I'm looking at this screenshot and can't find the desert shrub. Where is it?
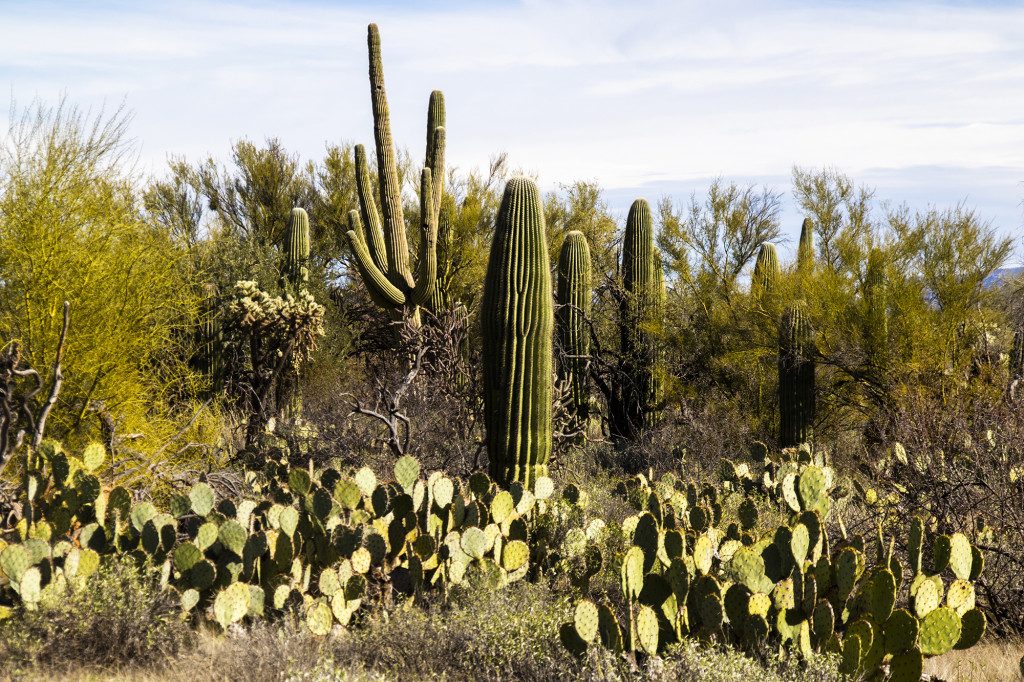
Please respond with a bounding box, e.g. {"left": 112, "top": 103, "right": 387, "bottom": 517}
{"left": 853, "top": 388, "right": 1024, "bottom": 634}
{"left": 0, "top": 554, "right": 192, "bottom": 671}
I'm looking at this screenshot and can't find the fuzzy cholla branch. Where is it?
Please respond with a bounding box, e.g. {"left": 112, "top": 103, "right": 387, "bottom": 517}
{"left": 226, "top": 280, "right": 325, "bottom": 370}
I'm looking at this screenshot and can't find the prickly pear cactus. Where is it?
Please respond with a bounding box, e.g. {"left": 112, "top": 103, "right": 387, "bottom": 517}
{"left": 563, "top": 463, "right": 989, "bottom": 678}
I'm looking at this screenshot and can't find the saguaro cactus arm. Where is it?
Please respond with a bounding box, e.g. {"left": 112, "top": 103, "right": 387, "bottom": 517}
{"left": 367, "top": 24, "right": 412, "bottom": 289}
{"left": 353, "top": 144, "right": 388, "bottom": 274}
{"left": 410, "top": 168, "right": 438, "bottom": 308}
{"left": 347, "top": 211, "right": 406, "bottom": 308}
{"left": 425, "top": 91, "right": 446, "bottom": 226}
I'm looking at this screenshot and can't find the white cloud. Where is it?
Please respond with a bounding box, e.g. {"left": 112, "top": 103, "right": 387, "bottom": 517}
{"left": 1, "top": 0, "right": 1022, "bottom": 253}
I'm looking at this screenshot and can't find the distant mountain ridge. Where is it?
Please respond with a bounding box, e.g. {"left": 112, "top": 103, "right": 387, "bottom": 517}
{"left": 986, "top": 266, "right": 1023, "bottom": 288}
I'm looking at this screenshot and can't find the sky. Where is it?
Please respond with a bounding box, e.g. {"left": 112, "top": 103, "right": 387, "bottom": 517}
{"left": 2, "top": 0, "right": 1023, "bottom": 262}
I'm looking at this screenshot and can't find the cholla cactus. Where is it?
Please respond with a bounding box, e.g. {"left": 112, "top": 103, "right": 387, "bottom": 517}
{"left": 227, "top": 281, "right": 325, "bottom": 370}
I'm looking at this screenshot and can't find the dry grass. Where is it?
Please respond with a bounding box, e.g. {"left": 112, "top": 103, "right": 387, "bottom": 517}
{"left": 921, "top": 637, "right": 1024, "bottom": 682}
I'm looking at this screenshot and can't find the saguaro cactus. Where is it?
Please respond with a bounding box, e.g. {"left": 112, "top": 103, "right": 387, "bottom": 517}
{"left": 797, "top": 218, "right": 814, "bottom": 274}
{"left": 779, "top": 304, "right": 815, "bottom": 447}
{"left": 198, "top": 283, "right": 223, "bottom": 395}
{"left": 481, "top": 177, "right": 553, "bottom": 488}
{"left": 752, "top": 242, "right": 780, "bottom": 297}
{"left": 345, "top": 24, "right": 444, "bottom": 327}
{"left": 556, "top": 231, "right": 592, "bottom": 426}
{"left": 864, "top": 247, "right": 888, "bottom": 374}
{"left": 612, "top": 199, "right": 663, "bottom": 440}
{"left": 284, "top": 207, "right": 310, "bottom": 286}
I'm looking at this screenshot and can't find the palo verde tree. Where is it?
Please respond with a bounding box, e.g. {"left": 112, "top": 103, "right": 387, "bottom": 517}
{"left": 0, "top": 97, "right": 199, "bottom": 442}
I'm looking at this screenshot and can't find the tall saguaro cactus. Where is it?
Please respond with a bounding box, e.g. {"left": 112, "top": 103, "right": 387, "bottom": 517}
{"left": 779, "top": 304, "right": 815, "bottom": 447}
{"left": 864, "top": 247, "right": 888, "bottom": 375}
{"left": 284, "top": 207, "right": 310, "bottom": 286}
{"left": 345, "top": 24, "right": 445, "bottom": 327}
{"left": 482, "top": 177, "right": 553, "bottom": 488}
{"left": 612, "top": 199, "right": 664, "bottom": 441}
{"left": 556, "top": 231, "right": 592, "bottom": 427}
{"left": 752, "top": 242, "right": 780, "bottom": 298}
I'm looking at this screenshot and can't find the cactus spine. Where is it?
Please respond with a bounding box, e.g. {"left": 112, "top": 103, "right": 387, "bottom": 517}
{"left": 284, "top": 208, "right": 310, "bottom": 286}
{"left": 556, "top": 231, "right": 592, "bottom": 427}
{"left": 612, "top": 199, "right": 663, "bottom": 440}
{"left": 779, "top": 304, "right": 815, "bottom": 447}
{"left": 752, "top": 242, "right": 780, "bottom": 297}
{"left": 345, "top": 24, "right": 444, "bottom": 327}
{"left": 481, "top": 177, "right": 553, "bottom": 488}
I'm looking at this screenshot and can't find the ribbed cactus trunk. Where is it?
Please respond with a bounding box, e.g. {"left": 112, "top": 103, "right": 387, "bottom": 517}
{"left": 797, "top": 218, "right": 814, "bottom": 274}
{"left": 556, "top": 231, "right": 592, "bottom": 427}
{"left": 482, "top": 177, "right": 553, "bottom": 488}
{"left": 345, "top": 24, "right": 444, "bottom": 329}
{"left": 612, "top": 198, "right": 662, "bottom": 441}
{"left": 864, "top": 247, "right": 888, "bottom": 375}
{"left": 752, "top": 242, "right": 780, "bottom": 298}
{"left": 281, "top": 207, "right": 311, "bottom": 417}
{"left": 284, "top": 208, "right": 310, "bottom": 287}
{"left": 647, "top": 248, "right": 666, "bottom": 430}
{"left": 199, "top": 283, "right": 223, "bottom": 396}
{"left": 779, "top": 305, "right": 815, "bottom": 447}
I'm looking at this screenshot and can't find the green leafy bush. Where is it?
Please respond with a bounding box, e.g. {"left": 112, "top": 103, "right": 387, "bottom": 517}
{"left": 0, "top": 554, "right": 191, "bottom": 670}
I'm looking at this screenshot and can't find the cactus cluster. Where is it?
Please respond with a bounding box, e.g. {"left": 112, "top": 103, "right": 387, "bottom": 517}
{"left": 481, "top": 177, "right": 553, "bottom": 488}
{"left": 0, "top": 439, "right": 573, "bottom": 632}
{"left": 346, "top": 24, "right": 444, "bottom": 327}
{"left": 563, "top": 444, "right": 988, "bottom": 677}
{"left": 556, "top": 231, "right": 592, "bottom": 428}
